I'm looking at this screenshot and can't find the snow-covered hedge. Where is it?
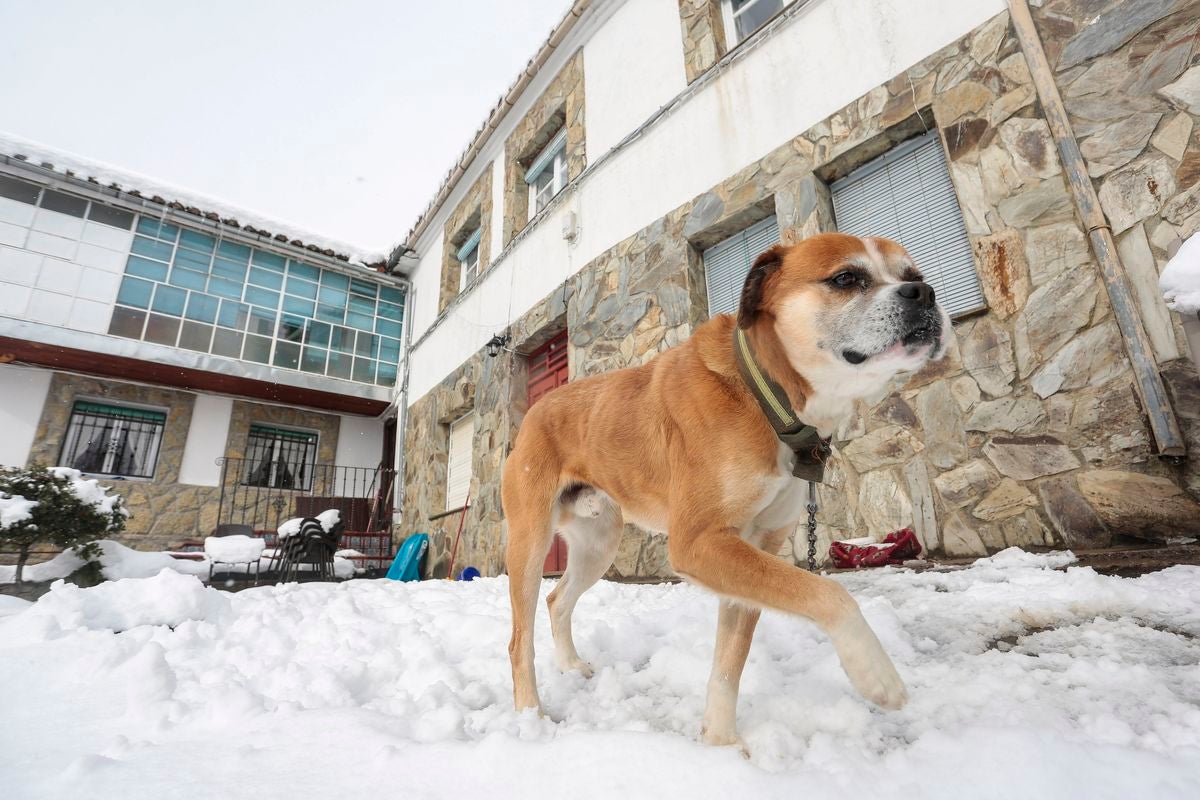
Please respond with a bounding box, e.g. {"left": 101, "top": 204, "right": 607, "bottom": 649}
{"left": 0, "top": 465, "right": 128, "bottom": 584}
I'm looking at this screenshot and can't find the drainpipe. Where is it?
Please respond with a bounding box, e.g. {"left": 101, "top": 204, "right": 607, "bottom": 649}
{"left": 1008, "top": 0, "right": 1187, "bottom": 460}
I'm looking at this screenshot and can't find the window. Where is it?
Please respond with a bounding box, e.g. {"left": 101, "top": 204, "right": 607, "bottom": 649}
{"left": 723, "top": 0, "right": 786, "bottom": 44}
{"left": 525, "top": 128, "right": 567, "bottom": 219}
{"left": 703, "top": 215, "right": 781, "bottom": 317}
{"left": 109, "top": 215, "right": 406, "bottom": 387}
{"left": 59, "top": 401, "right": 166, "bottom": 479}
{"left": 831, "top": 131, "right": 985, "bottom": 318}
{"left": 446, "top": 414, "right": 473, "bottom": 511}
{"left": 242, "top": 424, "right": 318, "bottom": 491}
{"left": 527, "top": 330, "right": 569, "bottom": 407}
{"left": 457, "top": 228, "right": 482, "bottom": 292}
{"left": 0, "top": 175, "right": 134, "bottom": 229}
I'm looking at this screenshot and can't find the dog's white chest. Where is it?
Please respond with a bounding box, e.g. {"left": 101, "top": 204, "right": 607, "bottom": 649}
{"left": 745, "top": 443, "right": 810, "bottom": 538}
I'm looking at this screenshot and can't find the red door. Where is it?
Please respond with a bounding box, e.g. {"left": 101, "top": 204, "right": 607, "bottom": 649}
{"left": 528, "top": 331, "right": 571, "bottom": 575}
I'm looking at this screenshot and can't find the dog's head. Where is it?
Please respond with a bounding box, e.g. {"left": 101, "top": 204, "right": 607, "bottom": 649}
{"left": 738, "top": 233, "right": 951, "bottom": 390}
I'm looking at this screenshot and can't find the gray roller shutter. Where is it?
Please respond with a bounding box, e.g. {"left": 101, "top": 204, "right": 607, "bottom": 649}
{"left": 831, "top": 131, "right": 984, "bottom": 317}
{"left": 446, "top": 414, "right": 473, "bottom": 510}
{"left": 703, "top": 215, "right": 780, "bottom": 317}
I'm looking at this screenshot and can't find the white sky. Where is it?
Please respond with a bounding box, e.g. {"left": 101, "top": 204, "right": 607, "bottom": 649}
{"left": 0, "top": 0, "right": 572, "bottom": 251}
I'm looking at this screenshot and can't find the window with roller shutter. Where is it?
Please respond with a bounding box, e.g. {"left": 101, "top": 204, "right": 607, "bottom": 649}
{"left": 703, "top": 215, "right": 781, "bottom": 318}
{"left": 445, "top": 414, "right": 473, "bottom": 511}
{"left": 831, "top": 131, "right": 984, "bottom": 318}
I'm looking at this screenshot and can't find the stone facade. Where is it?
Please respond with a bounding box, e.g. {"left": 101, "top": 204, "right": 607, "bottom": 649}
{"left": 502, "top": 50, "right": 586, "bottom": 246}
{"left": 677, "top": 0, "right": 728, "bottom": 83}
{"left": 27, "top": 371, "right": 342, "bottom": 551}
{"left": 402, "top": 6, "right": 1200, "bottom": 580}
{"left": 439, "top": 168, "right": 493, "bottom": 315}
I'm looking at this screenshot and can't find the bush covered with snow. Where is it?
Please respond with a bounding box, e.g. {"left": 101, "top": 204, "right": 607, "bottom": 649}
{"left": 0, "top": 465, "right": 127, "bottom": 584}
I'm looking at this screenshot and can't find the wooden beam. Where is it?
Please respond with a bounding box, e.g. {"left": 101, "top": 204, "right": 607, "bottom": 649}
{"left": 0, "top": 336, "right": 388, "bottom": 417}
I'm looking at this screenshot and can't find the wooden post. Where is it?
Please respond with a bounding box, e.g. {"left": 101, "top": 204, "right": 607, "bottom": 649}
{"left": 1008, "top": 0, "right": 1186, "bottom": 459}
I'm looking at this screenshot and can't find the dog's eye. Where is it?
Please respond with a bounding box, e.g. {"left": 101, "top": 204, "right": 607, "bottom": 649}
{"left": 830, "top": 271, "right": 859, "bottom": 287}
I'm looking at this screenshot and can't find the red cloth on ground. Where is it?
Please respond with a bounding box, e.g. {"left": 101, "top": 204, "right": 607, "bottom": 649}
{"left": 828, "top": 528, "right": 921, "bottom": 569}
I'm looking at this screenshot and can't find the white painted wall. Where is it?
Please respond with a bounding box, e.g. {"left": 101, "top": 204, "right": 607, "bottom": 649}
{"left": 584, "top": 0, "right": 687, "bottom": 160}
{"left": 404, "top": 0, "right": 1005, "bottom": 403}
{"left": 178, "top": 393, "right": 234, "bottom": 486}
{"left": 0, "top": 363, "right": 52, "bottom": 468}
{"left": 0, "top": 196, "right": 130, "bottom": 333}
{"left": 334, "top": 414, "right": 385, "bottom": 496}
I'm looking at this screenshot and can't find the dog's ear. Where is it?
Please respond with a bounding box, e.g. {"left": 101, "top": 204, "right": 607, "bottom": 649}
{"left": 737, "top": 245, "right": 784, "bottom": 329}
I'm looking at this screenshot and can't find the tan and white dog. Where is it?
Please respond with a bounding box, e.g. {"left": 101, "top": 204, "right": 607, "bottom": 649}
{"left": 501, "top": 232, "right": 950, "bottom": 747}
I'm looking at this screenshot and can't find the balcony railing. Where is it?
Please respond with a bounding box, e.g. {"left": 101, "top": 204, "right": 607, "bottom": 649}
{"left": 216, "top": 456, "right": 395, "bottom": 540}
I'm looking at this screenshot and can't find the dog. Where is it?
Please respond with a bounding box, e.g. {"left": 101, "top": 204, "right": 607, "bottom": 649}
{"left": 501, "top": 232, "right": 951, "bottom": 747}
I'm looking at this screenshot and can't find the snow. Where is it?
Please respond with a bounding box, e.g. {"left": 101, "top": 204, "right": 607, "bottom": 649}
{"left": 277, "top": 508, "right": 341, "bottom": 539}
{"left": 0, "top": 130, "right": 387, "bottom": 265}
{"left": 0, "top": 540, "right": 210, "bottom": 584}
{"left": 0, "top": 493, "right": 37, "bottom": 528}
{"left": 1160, "top": 231, "right": 1200, "bottom": 314}
{"left": 48, "top": 467, "right": 128, "bottom": 520}
{"left": 203, "top": 535, "right": 266, "bottom": 564}
{"left": 2, "top": 549, "right": 1200, "bottom": 799}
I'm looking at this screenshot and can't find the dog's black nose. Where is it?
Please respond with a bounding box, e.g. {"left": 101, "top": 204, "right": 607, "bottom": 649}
{"left": 898, "top": 281, "right": 935, "bottom": 306}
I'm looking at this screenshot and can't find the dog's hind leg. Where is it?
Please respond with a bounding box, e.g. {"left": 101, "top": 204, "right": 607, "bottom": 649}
{"left": 503, "top": 452, "right": 559, "bottom": 713}
{"left": 547, "top": 488, "right": 622, "bottom": 676}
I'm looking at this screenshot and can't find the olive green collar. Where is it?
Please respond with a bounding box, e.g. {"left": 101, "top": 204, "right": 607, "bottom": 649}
{"left": 733, "top": 327, "right": 831, "bottom": 483}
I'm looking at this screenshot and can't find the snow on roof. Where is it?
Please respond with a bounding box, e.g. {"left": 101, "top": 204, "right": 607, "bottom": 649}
{"left": 1161, "top": 231, "right": 1200, "bottom": 315}
{"left": 0, "top": 130, "right": 390, "bottom": 270}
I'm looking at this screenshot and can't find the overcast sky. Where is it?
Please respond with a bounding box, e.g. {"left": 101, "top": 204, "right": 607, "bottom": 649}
{"left": 0, "top": 0, "right": 571, "bottom": 251}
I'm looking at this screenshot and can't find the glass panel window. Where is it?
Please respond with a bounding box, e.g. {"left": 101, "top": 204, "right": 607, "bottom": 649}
{"left": 59, "top": 401, "right": 166, "bottom": 479}
{"left": 179, "top": 321, "right": 213, "bottom": 352}
{"left": 144, "top": 314, "right": 181, "bottom": 346}
{"left": 185, "top": 292, "right": 219, "bottom": 323}
{"left": 87, "top": 204, "right": 134, "bottom": 230}
{"left": 212, "top": 328, "right": 244, "bottom": 358}
{"left": 108, "top": 306, "right": 146, "bottom": 339}
{"left": 376, "top": 362, "right": 398, "bottom": 387}
{"left": 151, "top": 284, "right": 187, "bottom": 316}
{"left": 113, "top": 220, "right": 402, "bottom": 383}
{"left": 39, "top": 189, "right": 88, "bottom": 217}
{"left": 0, "top": 175, "right": 40, "bottom": 205}
{"left": 526, "top": 131, "right": 567, "bottom": 220}
{"left": 726, "top": 0, "right": 785, "bottom": 43}
{"left": 242, "top": 425, "right": 318, "bottom": 491}
{"left": 117, "top": 276, "right": 154, "bottom": 309}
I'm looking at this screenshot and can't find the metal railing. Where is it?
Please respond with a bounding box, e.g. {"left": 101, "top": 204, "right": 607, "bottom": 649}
{"left": 215, "top": 458, "right": 396, "bottom": 535}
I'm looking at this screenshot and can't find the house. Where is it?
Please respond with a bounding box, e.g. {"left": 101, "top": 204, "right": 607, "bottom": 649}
{"left": 0, "top": 135, "right": 409, "bottom": 557}
{"left": 396, "top": 0, "right": 1200, "bottom": 580}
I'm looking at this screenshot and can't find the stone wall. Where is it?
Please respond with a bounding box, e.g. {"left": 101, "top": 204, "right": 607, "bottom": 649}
{"left": 502, "top": 50, "right": 586, "bottom": 245}
{"left": 401, "top": 7, "right": 1200, "bottom": 580}
{"left": 439, "top": 168, "right": 493, "bottom": 315}
{"left": 677, "top": 0, "right": 727, "bottom": 83}
{"left": 27, "top": 372, "right": 343, "bottom": 551}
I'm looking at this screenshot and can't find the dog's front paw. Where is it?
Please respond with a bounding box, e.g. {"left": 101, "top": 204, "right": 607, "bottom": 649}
{"left": 555, "top": 655, "right": 594, "bottom": 678}
{"left": 701, "top": 725, "right": 750, "bottom": 758}
{"left": 833, "top": 616, "right": 908, "bottom": 710}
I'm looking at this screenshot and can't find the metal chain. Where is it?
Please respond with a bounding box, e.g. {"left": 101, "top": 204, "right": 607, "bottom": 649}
{"left": 806, "top": 480, "right": 818, "bottom": 572}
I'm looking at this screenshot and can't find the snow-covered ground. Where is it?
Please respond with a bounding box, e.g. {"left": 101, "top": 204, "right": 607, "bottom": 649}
{"left": 2, "top": 550, "right": 1199, "bottom": 800}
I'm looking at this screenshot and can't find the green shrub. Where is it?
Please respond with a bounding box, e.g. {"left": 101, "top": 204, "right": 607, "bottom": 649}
{"left": 0, "top": 465, "right": 127, "bottom": 584}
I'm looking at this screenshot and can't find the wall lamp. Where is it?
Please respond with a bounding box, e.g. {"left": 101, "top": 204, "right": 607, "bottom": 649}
{"left": 485, "top": 333, "right": 512, "bottom": 358}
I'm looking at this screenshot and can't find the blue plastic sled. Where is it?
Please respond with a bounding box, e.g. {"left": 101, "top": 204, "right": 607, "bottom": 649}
{"left": 386, "top": 533, "right": 429, "bottom": 581}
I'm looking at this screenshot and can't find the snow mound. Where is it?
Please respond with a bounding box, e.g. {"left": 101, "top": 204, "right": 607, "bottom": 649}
{"left": 7, "top": 570, "right": 228, "bottom": 638}
{"left": 1160, "top": 231, "right": 1200, "bottom": 314}
{"left": 2, "top": 552, "right": 1200, "bottom": 798}
{"left": 0, "top": 540, "right": 210, "bottom": 585}
{"left": 277, "top": 509, "right": 341, "bottom": 539}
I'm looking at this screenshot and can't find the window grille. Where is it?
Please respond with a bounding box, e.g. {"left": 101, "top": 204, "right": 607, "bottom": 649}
{"left": 242, "top": 424, "right": 318, "bottom": 491}
{"left": 59, "top": 401, "right": 166, "bottom": 479}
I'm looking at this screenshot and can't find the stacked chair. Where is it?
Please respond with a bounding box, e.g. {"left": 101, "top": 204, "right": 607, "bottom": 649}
{"left": 276, "top": 515, "right": 345, "bottom": 582}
